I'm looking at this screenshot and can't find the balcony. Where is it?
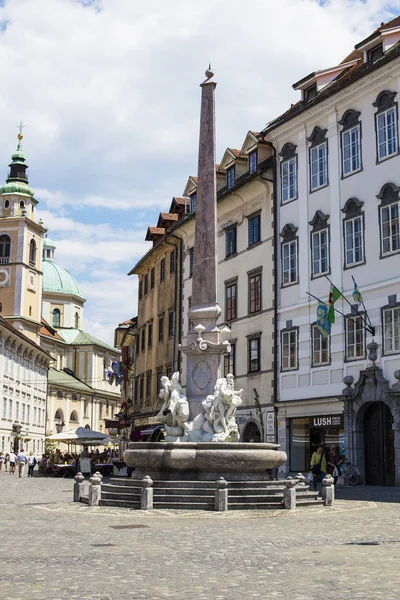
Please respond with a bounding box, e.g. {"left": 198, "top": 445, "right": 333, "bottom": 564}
{"left": 0, "top": 257, "right": 10, "bottom": 265}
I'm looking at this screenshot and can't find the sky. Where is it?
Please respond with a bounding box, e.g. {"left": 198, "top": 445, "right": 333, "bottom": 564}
{"left": 0, "top": 0, "right": 399, "bottom": 346}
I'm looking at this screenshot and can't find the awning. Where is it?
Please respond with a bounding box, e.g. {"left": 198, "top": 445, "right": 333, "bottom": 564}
{"left": 140, "top": 425, "right": 163, "bottom": 436}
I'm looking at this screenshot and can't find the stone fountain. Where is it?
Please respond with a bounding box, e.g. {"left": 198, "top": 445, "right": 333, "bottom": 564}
{"left": 124, "top": 68, "right": 286, "bottom": 482}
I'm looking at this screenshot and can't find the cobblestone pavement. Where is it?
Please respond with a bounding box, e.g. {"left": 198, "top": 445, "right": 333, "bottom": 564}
{"left": 1, "top": 471, "right": 400, "bottom": 600}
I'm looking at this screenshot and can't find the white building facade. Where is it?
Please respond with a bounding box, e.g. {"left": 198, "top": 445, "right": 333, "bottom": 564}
{"left": 264, "top": 20, "right": 400, "bottom": 485}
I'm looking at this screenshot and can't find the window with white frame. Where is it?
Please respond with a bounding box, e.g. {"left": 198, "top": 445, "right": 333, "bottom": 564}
{"left": 281, "top": 328, "right": 298, "bottom": 371}
{"left": 339, "top": 108, "right": 362, "bottom": 177}
{"left": 247, "top": 336, "right": 261, "bottom": 373}
{"left": 342, "top": 198, "right": 365, "bottom": 268}
{"left": 226, "top": 166, "right": 235, "bottom": 188}
{"left": 345, "top": 315, "right": 365, "bottom": 360}
{"left": 374, "top": 90, "right": 398, "bottom": 162}
{"left": 249, "top": 150, "right": 258, "bottom": 174}
{"left": 280, "top": 224, "right": 298, "bottom": 286}
{"left": 377, "top": 183, "right": 400, "bottom": 257}
{"left": 312, "top": 324, "right": 329, "bottom": 366}
{"left": 224, "top": 342, "right": 236, "bottom": 376}
{"left": 308, "top": 127, "right": 328, "bottom": 191}
{"left": 280, "top": 143, "right": 297, "bottom": 203}
{"left": 310, "top": 211, "right": 330, "bottom": 277}
{"left": 383, "top": 305, "right": 400, "bottom": 354}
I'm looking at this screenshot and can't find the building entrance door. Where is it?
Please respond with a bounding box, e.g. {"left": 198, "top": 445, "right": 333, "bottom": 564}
{"left": 364, "top": 402, "right": 395, "bottom": 486}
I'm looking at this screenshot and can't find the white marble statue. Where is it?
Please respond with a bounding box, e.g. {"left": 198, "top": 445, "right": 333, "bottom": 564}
{"left": 155, "top": 372, "right": 190, "bottom": 441}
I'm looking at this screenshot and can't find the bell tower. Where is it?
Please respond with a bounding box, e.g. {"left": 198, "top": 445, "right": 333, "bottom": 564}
{"left": 0, "top": 128, "right": 47, "bottom": 342}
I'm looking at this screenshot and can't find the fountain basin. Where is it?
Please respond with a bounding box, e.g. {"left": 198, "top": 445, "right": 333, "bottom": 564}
{"left": 124, "top": 442, "right": 287, "bottom": 480}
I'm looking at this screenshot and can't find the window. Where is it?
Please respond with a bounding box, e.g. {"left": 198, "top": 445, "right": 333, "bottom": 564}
{"left": 141, "top": 328, "right": 145, "bottom": 353}
{"left": 249, "top": 150, "right": 257, "bottom": 174}
{"left": 225, "top": 281, "right": 237, "bottom": 321}
{"left": 4, "top": 199, "right": 9, "bottom": 209}
{"left": 144, "top": 273, "right": 148, "bottom": 295}
{"left": 22, "top": 403, "right": 26, "bottom": 422}
{"left": 33, "top": 406, "right": 37, "bottom": 425}
{"left": 377, "top": 183, "right": 400, "bottom": 257}
{"left": 139, "top": 376, "right": 144, "bottom": 402}
{"left": 280, "top": 224, "right": 298, "bottom": 286}
{"left": 346, "top": 315, "right": 365, "bottom": 360}
{"left": 374, "top": 90, "right": 398, "bottom": 162}
{"left": 190, "top": 193, "right": 197, "bottom": 213}
{"left": 227, "top": 166, "right": 235, "bottom": 188}
{"left": 16, "top": 401, "right": 19, "bottom": 421}
{"left": 158, "top": 315, "right": 164, "bottom": 343}
{"left": 224, "top": 342, "right": 236, "bottom": 376}
{"left": 74, "top": 312, "right": 79, "bottom": 329}
{"left": 280, "top": 143, "right": 297, "bottom": 203}
{"left": 189, "top": 247, "right": 194, "bottom": 276}
{"left": 0, "top": 234, "right": 11, "bottom": 264}
{"left": 248, "top": 337, "right": 260, "bottom": 373}
{"left": 29, "top": 239, "right": 36, "bottom": 267}
{"left": 248, "top": 214, "right": 261, "bottom": 247}
{"left": 304, "top": 84, "right": 317, "bottom": 103}
{"left": 311, "top": 324, "right": 329, "bottom": 366}
{"left": 225, "top": 226, "right": 237, "bottom": 257}
{"left": 3, "top": 398, "right": 6, "bottom": 419}
{"left": 188, "top": 297, "right": 193, "bottom": 331}
{"left": 281, "top": 329, "right": 298, "bottom": 371}
{"left": 150, "top": 267, "right": 155, "bottom": 289}
{"left": 383, "top": 305, "right": 400, "bottom": 354}
{"left": 368, "top": 43, "right": 383, "bottom": 65}
{"left": 157, "top": 369, "right": 163, "bottom": 394}
{"left": 146, "top": 371, "right": 151, "bottom": 400}
{"left": 249, "top": 271, "right": 261, "bottom": 314}
{"left": 309, "top": 211, "right": 330, "bottom": 277}
{"left": 168, "top": 310, "right": 174, "bottom": 337}
{"left": 8, "top": 399, "right": 12, "bottom": 419}
{"left": 340, "top": 109, "right": 362, "bottom": 177}
{"left": 148, "top": 322, "right": 153, "bottom": 349}
{"left": 52, "top": 308, "right": 61, "bottom": 328}
{"left": 170, "top": 249, "right": 176, "bottom": 275}
{"left": 342, "top": 198, "right": 365, "bottom": 268}
{"left": 160, "top": 258, "right": 165, "bottom": 282}
{"left": 138, "top": 279, "right": 143, "bottom": 300}
{"left": 308, "top": 126, "right": 328, "bottom": 191}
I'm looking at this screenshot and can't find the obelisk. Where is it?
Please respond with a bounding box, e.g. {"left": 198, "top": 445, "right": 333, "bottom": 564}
{"left": 181, "top": 67, "right": 231, "bottom": 419}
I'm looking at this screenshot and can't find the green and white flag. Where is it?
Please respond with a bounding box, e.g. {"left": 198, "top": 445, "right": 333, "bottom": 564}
{"left": 327, "top": 284, "right": 341, "bottom": 324}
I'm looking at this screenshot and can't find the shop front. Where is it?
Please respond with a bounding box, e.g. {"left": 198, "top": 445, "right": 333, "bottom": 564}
{"left": 289, "top": 414, "right": 345, "bottom": 473}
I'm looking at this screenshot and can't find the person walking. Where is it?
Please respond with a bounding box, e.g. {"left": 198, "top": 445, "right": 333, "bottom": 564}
{"left": 27, "top": 452, "right": 37, "bottom": 477}
{"left": 310, "top": 445, "right": 327, "bottom": 491}
{"left": 9, "top": 451, "right": 16, "bottom": 474}
{"left": 327, "top": 445, "right": 342, "bottom": 486}
{"left": 16, "top": 448, "right": 28, "bottom": 478}
{"left": 0, "top": 452, "right": 3, "bottom": 471}
{"left": 4, "top": 453, "right": 9, "bottom": 472}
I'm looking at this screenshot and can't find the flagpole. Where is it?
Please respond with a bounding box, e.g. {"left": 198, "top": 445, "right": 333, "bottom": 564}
{"left": 324, "top": 275, "right": 374, "bottom": 334}
{"left": 306, "top": 292, "right": 364, "bottom": 327}
{"left": 351, "top": 275, "right": 374, "bottom": 331}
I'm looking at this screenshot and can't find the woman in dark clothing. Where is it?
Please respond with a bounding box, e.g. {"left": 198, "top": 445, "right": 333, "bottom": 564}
{"left": 327, "top": 445, "right": 342, "bottom": 485}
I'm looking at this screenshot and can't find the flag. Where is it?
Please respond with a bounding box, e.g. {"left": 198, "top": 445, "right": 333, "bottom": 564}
{"left": 316, "top": 302, "right": 331, "bottom": 338}
{"left": 352, "top": 280, "right": 363, "bottom": 304}
{"left": 328, "top": 285, "right": 341, "bottom": 324}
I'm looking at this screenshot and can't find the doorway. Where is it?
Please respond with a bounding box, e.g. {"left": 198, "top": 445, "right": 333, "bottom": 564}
{"left": 242, "top": 422, "right": 261, "bottom": 443}
{"left": 364, "top": 402, "right": 395, "bottom": 486}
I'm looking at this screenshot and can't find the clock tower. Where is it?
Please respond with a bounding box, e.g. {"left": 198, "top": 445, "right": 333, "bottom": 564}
{"left": 0, "top": 132, "right": 47, "bottom": 343}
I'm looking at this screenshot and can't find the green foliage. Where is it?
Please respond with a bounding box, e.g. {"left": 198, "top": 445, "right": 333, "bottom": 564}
{"left": 253, "top": 388, "right": 265, "bottom": 441}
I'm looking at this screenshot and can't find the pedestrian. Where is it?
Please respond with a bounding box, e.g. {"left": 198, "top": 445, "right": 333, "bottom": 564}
{"left": 310, "top": 445, "right": 327, "bottom": 491}
{"left": 327, "top": 445, "right": 342, "bottom": 486}
{"left": 16, "top": 448, "right": 28, "bottom": 477}
{"left": 9, "top": 450, "right": 16, "bottom": 474}
{"left": 0, "top": 452, "right": 3, "bottom": 471}
{"left": 27, "top": 452, "right": 37, "bottom": 477}
{"left": 4, "top": 453, "right": 9, "bottom": 472}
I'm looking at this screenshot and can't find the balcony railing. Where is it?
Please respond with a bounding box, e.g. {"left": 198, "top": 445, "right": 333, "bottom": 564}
{"left": 0, "top": 257, "right": 10, "bottom": 264}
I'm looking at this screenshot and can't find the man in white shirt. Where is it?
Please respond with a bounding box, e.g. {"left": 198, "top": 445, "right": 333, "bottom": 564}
{"left": 16, "top": 448, "right": 28, "bottom": 477}
{"left": 9, "top": 451, "right": 16, "bottom": 474}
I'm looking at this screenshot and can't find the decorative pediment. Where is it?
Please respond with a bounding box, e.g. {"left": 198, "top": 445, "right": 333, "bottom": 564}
{"left": 376, "top": 182, "right": 400, "bottom": 205}
{"left": 339, "top": 109, "right": 361, "bottom": 129}
{"left": 279, "top": 142, "right": 297, "bottom": 160}
{"left": 183, "top": 176, "right": 197, "bottom": 197}
{"left": 373, "top": 89, "right": 397, "bottom": 111}
{"left": 307, "top": 126, "right": 327, "bottom": 147}
{"left": 341, "top": 197, "right": 364, "bottom": 217}
{"left": 309, "top": 210, "right": 329, "bottom": 231}
{"left": 240, "top": 131, "right": 259, "bottom": 155}
{"left": 280, "top": 223, "right": 298, "bottom": 242}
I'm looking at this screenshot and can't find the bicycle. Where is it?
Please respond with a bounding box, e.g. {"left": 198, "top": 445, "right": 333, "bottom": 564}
{"left": 340, "top": 462, "right": 360, "bottom": 486}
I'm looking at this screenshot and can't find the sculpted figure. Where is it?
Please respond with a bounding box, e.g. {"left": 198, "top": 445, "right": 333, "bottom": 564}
{"left": 155, "top": 372, "right": 189, "bottom": 440}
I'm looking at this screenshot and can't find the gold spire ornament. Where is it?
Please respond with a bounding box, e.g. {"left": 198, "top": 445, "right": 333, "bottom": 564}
{"left": 17, "top": 120, "right": 25, "bottom": 141}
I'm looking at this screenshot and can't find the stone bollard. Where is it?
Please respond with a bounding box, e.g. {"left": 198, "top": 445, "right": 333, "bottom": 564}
{"left": 141, "top": 476, "right": 153, "bottom": 510}
{"left": 321, "top": 474, "right": 335, "bottom": 507}
{"left": 215, "top": 477, "right": 228, "bottom": 512}
{"left": 283, "top": 478, "right": 297, "bottom": 510}
{"left": 88, "top": 472, "right": 102, "bottom": 506}
{"left": 295, "top": 472, "right": 306, "bottom": 486}
{"left": 73, "top": 472, "right": 85, "bottom": 502}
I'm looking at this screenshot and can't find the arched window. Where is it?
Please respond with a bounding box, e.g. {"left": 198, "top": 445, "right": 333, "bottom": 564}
{"left": 4, "top": 200, "right": 9, "bottom": 209}
{"left": 74, "top": 312, "right": 79, "bottom": 329}
{"left": 69, "top": 410, "right": 78, "bottom": 422}
{"left": 20, "top": 200, "right": 25, "bottom": 209}
{"left": 29, "top": 239, "right": 36, "bottom": 266}
{"left": 52, "top": 308, "right": 61, "bottom": 328}
{"left": 0, "top": 234, "right": 11, "bottom": 263}
{"left": 54, "top": 408, "right": 64, "bottom": 420}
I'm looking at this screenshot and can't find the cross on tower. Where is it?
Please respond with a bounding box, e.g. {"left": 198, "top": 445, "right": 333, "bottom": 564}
{"left": 17, "top": 121, "right": 25, "bottom": 140}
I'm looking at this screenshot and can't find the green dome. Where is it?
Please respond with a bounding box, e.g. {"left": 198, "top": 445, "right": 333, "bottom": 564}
{"left": 0, "top": 181, "right": 34, "bottom": 197}
{"left": 42, "top": 260, "right": 84, "bottom": 299}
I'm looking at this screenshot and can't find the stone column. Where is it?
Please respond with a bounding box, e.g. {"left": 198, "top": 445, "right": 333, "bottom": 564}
{"left": 73, "top": 472, "right": 85, "bottom": 502}
{"left": 283, "top": 478, "right": 297, "bottom": 510}
{"left": 321, "top": 474, "right": 335, "bottom": 506}
{"left": 180, "top": 68, "right": 230, "bottom": 420}
{"left": 141, "top": 476, "right": 153, "bottom": 510}
{"left": 88, "top": 472, "right": 102, "bottom": 506}
{"left": 215, "top": 477, "right": 228, "bottom": 511}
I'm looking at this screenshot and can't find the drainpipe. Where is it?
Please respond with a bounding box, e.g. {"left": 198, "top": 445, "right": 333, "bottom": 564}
{"left": 165, "top": 232, "right": 183, "bottom": 373}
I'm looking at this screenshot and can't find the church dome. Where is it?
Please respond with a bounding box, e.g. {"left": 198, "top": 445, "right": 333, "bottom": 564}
{"left": 42, "top": 260, "right": 84, "bottom": 299}
{"left": 0, "top": 181, "right": 34, "bottom": 197}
